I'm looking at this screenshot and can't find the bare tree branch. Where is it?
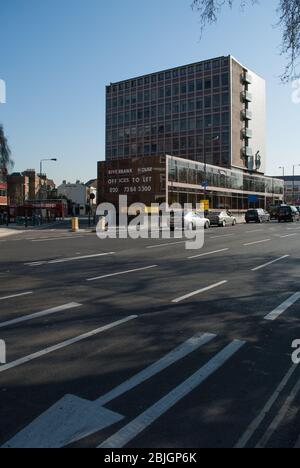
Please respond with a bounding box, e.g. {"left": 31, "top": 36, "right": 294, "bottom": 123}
{"left": 191, "top": 0, "right": 300, "bottom": 81}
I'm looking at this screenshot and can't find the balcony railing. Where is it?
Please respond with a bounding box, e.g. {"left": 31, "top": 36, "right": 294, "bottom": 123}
{"left": 243, "top": 72, "right": 252, "bottom": 84}
{"left": 242, "top": 128, "right": 253, "bottom": 139}
{"left": 241, "top": 109, "right": 253, "bottom": 120}
{"left": 242, "top": 147, "right": 253, "bottom": 158}
{"left": 241, "top": 91, "right": 252, "bottom": 102}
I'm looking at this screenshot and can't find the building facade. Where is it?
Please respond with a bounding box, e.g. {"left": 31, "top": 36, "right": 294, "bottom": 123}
{"left": 273, "top": 176, "right": 300, "bottom": 205}
{"left": 57, "top": 180, "right": 90, "bottom": 215}
{"left": 100, "top": 56, "right": 283, "bottom": 211}
{"left": 98, "top": 155, "right": 283, "bottom": 211}
{"left": 0, "top": 168, "right": 8, "bottom": 208}
{"left": 7, "top": 173, "right": 30, "bottom": 206}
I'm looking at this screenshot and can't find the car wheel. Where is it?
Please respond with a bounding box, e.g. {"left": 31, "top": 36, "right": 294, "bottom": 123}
{"left": 205, "top": 221, "right": 210, "bottom": 230}
{"left": 221, "top": 220, "right": 226, "bottom": 228}
{"left": 232, "top": 219, "right": 236, "bottom": 226}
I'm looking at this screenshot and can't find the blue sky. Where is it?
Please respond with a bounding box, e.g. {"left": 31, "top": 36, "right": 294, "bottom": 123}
{"left": 0, "top": 0, "right": 299, "bottom": 184}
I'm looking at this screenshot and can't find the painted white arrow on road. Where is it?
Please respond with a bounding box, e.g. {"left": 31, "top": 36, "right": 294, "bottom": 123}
{"left": 2, "top": 332, "right": 215, "bottom": 448}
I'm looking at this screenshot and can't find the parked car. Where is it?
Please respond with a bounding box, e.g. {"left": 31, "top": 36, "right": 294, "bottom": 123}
{"left": 169, "top": 210, "right": 210, "bottom": 231}
{"left": 278, "top": 205, "right": 300, "bottom": 223}
{"left": 245, "top": 209, "right": 271, "bottom": 224}
{"left": 268, "top": 204, "right": 281, "bottom": 220}
{"left": 206, "top": 210, "right": 237, "bottom": 227}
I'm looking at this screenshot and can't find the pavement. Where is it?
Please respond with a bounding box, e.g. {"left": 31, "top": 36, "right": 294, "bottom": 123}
{"left": 0, "top": 220, "right": 300, "bottom": 448}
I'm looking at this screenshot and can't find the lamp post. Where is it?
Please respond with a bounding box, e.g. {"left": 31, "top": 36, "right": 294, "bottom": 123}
{"left": 293, "top": 164, "right": 300, "bottom": 206}
{"left": 39, "top": 158, "right": 58, "bottom": 222}
{"left": 279, "top": 166, "right": 285, "bottom": 202}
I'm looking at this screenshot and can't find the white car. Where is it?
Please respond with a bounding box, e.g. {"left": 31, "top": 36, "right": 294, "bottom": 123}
{"left": 169, "top": 210, "right": 210, "bottom": 231}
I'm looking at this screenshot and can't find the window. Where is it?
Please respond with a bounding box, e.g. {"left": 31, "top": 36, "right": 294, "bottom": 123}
{"left": 222, "top": 93, "right": 229, "bottom": 106}
{"left": 196, "top": 79, "right": 203, "bottom": 91}
{"left": 144, "top": 76, "right": 150, "bottom": 85}
{"left": 222, "top": 112, "right": 229, "bottom": 125}
{"left": 204, "top": 96, "right": 211, "bottom": 109}
{"left": 180, "top": 119, "right": 187, "bottom": 131}
{"left": 165, "top": 71, "right": 171, "bottom": 80}
{"left": 158, "top": 73, "right": 164, "bottom": 82}
{"left": 188, "top": 118, "right": 196, "bottom": 131}
{"left": 196, "top": 99, "right": 203, "bottom": 111}
{"left": 151, "top": 75, "right": 157, "bottom": 83}
{"left": 213, "top": 94, "right": 220, "bottom": 107}
{"left": 188, "top": 66, "right": 194, "bottom": 75}
{"left": 158, "top": 88, "right": 164, "bottom": 99}
{"left": 205, "top": 115, "right": 212, "bottom": 128}
{"left": 205, "top": 79, "right": 211, "bottom": 90}
{"left": 213, "top": 114, "right": 220, "bottom": 126}
{"left": 166, "top": 85, "right": 172, "bottom": 97}
{"left": 173, "top": 101, "right": 180, "bottom": 113}
{"left": 204, "top": 62, "right": 211, "bottom": 71}
{"left": 173, "top": 120, "right": 180, "bottom": 132}
{"left": 188, "top": 81, "right": 195, "bottom": 93}
{"left": 213, "top": 75, "right": 220, "bottom": 88}
{"left": 173, "top": 69, "right": 179, "bottom": 78}
{"left": 222, "top": 73, "right": 229, "bottom": 87}
{"left": 180, "top": 101, "right": 187, "bottom": 113}
{"left": 188, "top": 100, "right": 195, "bottom": 112}
{"left": 180, "top": 68, "right": 187, "bottom": 77}
{"left": 196, "top": 63, "right": 203, "bottom": 72}
{"left": 165, "top": 103, "right": 172, "bottom": 115}
{"left": 173, "top": 84, "right": 179, "bottom": 96}
{"left": 144, "top": 90, "right": 150, "bottom": 102}
{"left": 181, "top": 83, "right": 187, "bottom": 94}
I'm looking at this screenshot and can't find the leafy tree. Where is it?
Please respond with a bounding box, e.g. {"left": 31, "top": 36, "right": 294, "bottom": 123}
{"left": 191, "top": 0, "right": 300, "bottom": 81}
{"left": 0, "top": 124, "right": 13, "bottom": 172}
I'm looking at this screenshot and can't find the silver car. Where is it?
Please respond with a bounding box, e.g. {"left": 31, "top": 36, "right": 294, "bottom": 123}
{"left": 206, "top": 210, "right": 237, "bottom": 227}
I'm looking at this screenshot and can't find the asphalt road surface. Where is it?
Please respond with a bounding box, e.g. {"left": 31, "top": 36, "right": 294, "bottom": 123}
{"left": 0, "top": 221, "right": 300, "bottom": 448}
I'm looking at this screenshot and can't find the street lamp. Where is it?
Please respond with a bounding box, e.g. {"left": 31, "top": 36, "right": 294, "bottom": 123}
{"left": 293, "top": 164, "right": 300, "bottom": 206}
{"left": 279, "top": 166, "right": 285, "bottom": 202}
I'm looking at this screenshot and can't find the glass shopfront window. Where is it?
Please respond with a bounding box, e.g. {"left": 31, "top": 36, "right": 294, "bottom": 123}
{"left": 168, "top": 156, "right": 284, "bottom": 196}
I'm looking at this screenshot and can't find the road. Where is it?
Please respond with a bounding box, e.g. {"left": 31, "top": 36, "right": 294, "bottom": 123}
{"left": 0, "top": 221, "right": 300, "bottom": 448}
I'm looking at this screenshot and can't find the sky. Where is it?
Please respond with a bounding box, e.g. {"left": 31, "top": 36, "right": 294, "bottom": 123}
{"left": 0, "top": 0, "right": 299, "bottom": 185}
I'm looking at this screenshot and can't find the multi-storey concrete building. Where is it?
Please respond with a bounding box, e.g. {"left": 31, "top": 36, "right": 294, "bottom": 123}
{"left": 99, "top": 56, "right": 284, "bottom": 210}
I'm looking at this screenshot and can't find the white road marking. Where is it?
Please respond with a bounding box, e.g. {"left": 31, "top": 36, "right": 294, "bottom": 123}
{"left": 264, "top": 292, "right": 300, "bottom": 321}
{"left": 279, "top": 233, "right": 298, "bottom": 238}
{"left": 87, "top": 265, "right": 158, "bottom": 282}
{"left": 0, "top": 291, "right": 33, "bottom": 301}
{"left": 97, "top": 332, "right": 217, "bottom": 406}
{"left": 31, "top": 236, "right": 84, "bottom": 242}
{"left": 2, "top": 332, "right": 216, "bottom": 448}
{"left": 188, "top": 248, "right": 229, "bottom": 259}
{"left": 172, "top": 281, "right": 228, "bottom": 304}
{"left": 245, "top": 229, "right": 264, "bottom": 234}
{"left": 256, "top": 373, "right": 300, "bottom": 448}
{"left": 0, "top": 303, "right": 82, "bottom": 329}
{"left": 146, "top": 241, "right": 186, "bottom": 249}
{"left": 251, "top": 255, "right": 290, "bottom": 272}
{"left": 0, "top": 315, "right": 137, "bottom": 374}
{"left": 235, "top": 364, "right": 298, "bottom": 448}
{"left": 243, "top": 239, "right": 271, "bottom": 246}
{"left": 25, "top": 252, "right": 115, "bottom": 266}
{"left": 209, "top": 234, "right": 234, "bottom": 239}
{"left": 99, "top": 340, "right": 246, "bottom": 448}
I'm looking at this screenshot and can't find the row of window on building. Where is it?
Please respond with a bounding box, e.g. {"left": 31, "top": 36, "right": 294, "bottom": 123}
{"left": 107, "top": 75, "right": 230, "bottom": 108}
{"left": 107, "top": 59, "right": 229, "bottom": 93}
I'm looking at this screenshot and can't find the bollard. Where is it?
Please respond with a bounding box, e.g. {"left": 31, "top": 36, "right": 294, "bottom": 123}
{"left": 71, "top": 217, "right": 79, "bottom": 232}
